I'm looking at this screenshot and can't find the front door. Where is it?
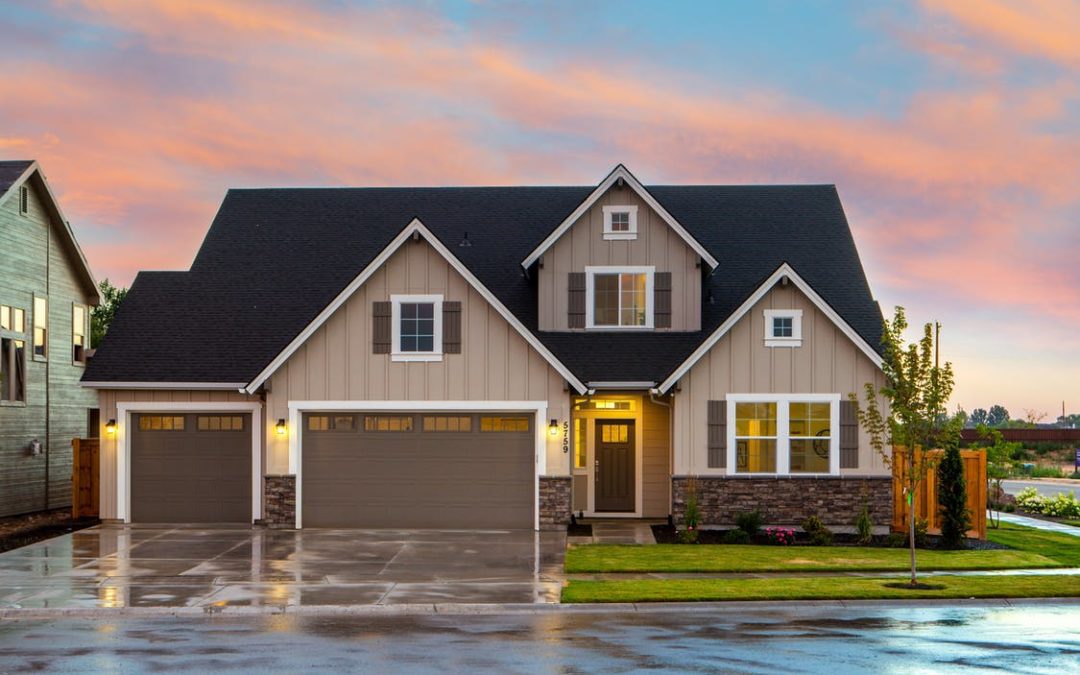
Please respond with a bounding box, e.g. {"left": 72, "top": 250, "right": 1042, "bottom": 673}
{"left": 595, "top": 419, "right": 635, "bottom": 512}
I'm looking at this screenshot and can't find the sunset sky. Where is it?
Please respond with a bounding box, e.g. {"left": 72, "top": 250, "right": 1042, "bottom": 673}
{"left": 2, "top": 1, "right": 1078, "bottom": 418}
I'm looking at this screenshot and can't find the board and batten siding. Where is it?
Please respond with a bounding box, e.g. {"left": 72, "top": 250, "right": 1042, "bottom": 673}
{"left": 537, "top": 184, "right": 701, "bottom": 331}
{"left": 95, "top": 389, "right": 259, "bottom": 520}
{"left": 264, "top": 237, "right": 570, "bottom": 477}
{"left": 672, "top": 283, "right": 888, "bottom": 476}
{"left": 641, "top": 393, "right": 672, "bottom": 518}
{"left": 0, "top": 178, "right": 98, "bottom": 517}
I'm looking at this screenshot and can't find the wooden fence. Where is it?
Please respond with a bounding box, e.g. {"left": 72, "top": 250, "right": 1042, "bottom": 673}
{"left": 892, "top": 447, "right": 987, "bottom": 539}
{"left": 71, "top": 438, "right": 99, "bottom": 519}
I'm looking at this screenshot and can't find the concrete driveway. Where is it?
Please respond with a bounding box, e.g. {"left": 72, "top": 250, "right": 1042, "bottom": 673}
{"left": 0, "top": 525, "right": 565, "bottom": 610}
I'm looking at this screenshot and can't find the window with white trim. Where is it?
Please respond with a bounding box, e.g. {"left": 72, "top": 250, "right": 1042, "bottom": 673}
{"left": 585, "top": 266, "right": 654, "bottom": 329}
{"left": 390, "top": 294, "right": 442, "bottom": 362}
{"left": 602, "top": 205, "right": 638, "bottom": 240}
{"left": 728, "top": 394, "right": 839, "bottom": 475}
{"left": 72, "top": 304, "right": 87, "bottom": 365}
{"left": 0, "top": 305, "right": 26, "bottom": 404}
{"left": 764, "top": 309, "right": 802, "bottom": 347}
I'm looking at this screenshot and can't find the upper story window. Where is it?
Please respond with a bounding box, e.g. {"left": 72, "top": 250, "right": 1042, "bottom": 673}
{"left": 764, "top": 309, "right": 802, "bottom": 347}
{"left": 33, "top": 297, "right": 47, "bottom": 359}
{"left": 0, "top": 305, "right": 26, "bottom": 404}
{"left": 585, "top": 266, "right": 654, "bottom": 329}
{"left": 391, "top": 294, "right": 442, "bottom": 362}
{"left": 602, "top": 205, "right": 638, "bottom": 240}
{"left": 72, "top": 304, "right": 87, "bottom": 365}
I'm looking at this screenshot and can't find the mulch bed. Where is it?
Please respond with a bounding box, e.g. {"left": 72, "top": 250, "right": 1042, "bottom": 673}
{"left": 0, "top": 509, "right": 99, "bottom": 554}
{"left": 651, "top": 524, "right": 1006, "bottom": 550}
{"left": 567, "top": 521, "right": 593, "bottom": 537}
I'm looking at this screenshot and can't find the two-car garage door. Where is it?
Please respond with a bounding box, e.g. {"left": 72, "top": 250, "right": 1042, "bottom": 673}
{"left": 301, "top": 412, "right": 534, "bottom": 529}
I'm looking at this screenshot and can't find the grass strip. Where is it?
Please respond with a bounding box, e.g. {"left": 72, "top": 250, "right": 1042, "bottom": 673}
{"left": 561, "top": 574, "right": 1080, "bottom": 603}
{"left": 987, "top": 522, "right": 1080, "bottom": 567}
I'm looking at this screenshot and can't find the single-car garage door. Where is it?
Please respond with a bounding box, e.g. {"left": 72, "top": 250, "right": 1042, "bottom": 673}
{"left": 130, "top": 413, "right": 252, "bottom": 523}
{"left": 302, "top": 413, "right": 534, "bottom": 529}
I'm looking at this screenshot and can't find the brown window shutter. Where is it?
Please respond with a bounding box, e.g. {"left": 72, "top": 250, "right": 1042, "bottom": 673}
{"left": 568, "top": 272, "right": 586, "bottom": 329}
{"left": 840, "top": 399, "right": 859, "bottom": 468}
{"left": 442, "top": 301, "right": 462, "bottom": 354}
{"left": 372, "top": 301, "right": 392, "bottom": 354}
{"left": 654, "top": 272, "right": 672, "bottom": 328}
{"left": 707, "top": 400, "right": 726, "bottom": 468}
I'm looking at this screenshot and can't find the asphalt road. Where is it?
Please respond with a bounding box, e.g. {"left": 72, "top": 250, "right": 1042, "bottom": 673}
{"left": 1, "top": 602, "right": 1077, "bottom": 673}
{"left": 1002, "top": 480, "right": 1078, "bottom": 498}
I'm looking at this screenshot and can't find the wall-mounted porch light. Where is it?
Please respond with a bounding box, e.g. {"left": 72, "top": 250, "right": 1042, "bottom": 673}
{"left": 105, "top": 419, "right": 117, "bottom": 435}
{"left": 275, "top": 418, "right": 288, "bottom": 436}
{"left": 548, "top": 419, "right": 559, "bottom": 438}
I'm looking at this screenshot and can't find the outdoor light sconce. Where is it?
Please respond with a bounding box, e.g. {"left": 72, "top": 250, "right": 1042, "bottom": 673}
{"left": 275, "top": 418, "right": 288, "bottom": 436}
{"left": 548, "top": 419, "right": 559, "bottom": 438}
{"left": 105, "top": 419, "right": 117, "bottom": 435}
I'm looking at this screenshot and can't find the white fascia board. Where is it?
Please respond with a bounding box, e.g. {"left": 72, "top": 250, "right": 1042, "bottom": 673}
{"left": 244, "top": 218, "right": 588, "bottom": 395}
{"left": 657, "top": 263, "right": 884, "bottom": 393}
{"left": 520, "top": 164, "right": 719, "bottom": 270}
{"left": 0, "top": 162, "right": 102, "bottom": 305}
{"left": 586, "top": 381, "right": 657, "bottom": 389}
{"left": 81, "top": 381, "right": 248, "bottom": 390}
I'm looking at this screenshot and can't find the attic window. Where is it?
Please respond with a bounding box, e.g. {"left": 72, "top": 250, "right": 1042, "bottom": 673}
{"left": 602, "top": 205, "right": 638, "bottom": 240}
{"left": 19, "top": 186, "right": 29, "bottom": 215}
{"left": 764, "top": 309, "right": 803, "bottom": 347}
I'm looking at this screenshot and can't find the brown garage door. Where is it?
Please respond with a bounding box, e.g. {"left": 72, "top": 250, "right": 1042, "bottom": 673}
{"left": 301, "top": 413, "right": 534, "bottom": 529}
{"left": 130, "top": 413, "right": 251, "bottom": 523}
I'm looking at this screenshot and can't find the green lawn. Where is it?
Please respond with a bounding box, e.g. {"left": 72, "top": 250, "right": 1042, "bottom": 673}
{"left": 561, "top": 574, "right": 1080, "bottom": 604}
{"left": 986, "top": 522, "right": 1080, "bottom": 566}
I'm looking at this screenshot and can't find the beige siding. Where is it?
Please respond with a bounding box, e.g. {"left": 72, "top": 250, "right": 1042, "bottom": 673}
{"left": 641, "top": 394, "right": 672, "bottom": 518}
{"left": 672, "top": 283, "right": 888, "bottom": 476}
{"left": 264, "top": 237, "right": 569, "bottom": 476}
{"left": 538, "top": 184, "right": 701, "bottom": 331}
{"left": 96, "top": 388, "right": 258, "bottom": 520}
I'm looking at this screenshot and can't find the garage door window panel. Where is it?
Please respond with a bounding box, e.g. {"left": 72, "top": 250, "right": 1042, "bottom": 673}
{"left": 197, "top": 415, "right": 245, "bottom": 431}
{"left": 480, "top": 416, "right": 531, "bottom": 432}
{"left": 364, "top": 415, "right": 415, "bottom": 432}
{"left": 422, "top": 415, "right": 473, "bottom": 432}
{"left": 139, "top": 415, "right": 185, "bottom": 431}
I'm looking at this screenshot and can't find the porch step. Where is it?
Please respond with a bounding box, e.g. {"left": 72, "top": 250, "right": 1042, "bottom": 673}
{"left": 583, "top": 520, "right": 657, "bottom": 545}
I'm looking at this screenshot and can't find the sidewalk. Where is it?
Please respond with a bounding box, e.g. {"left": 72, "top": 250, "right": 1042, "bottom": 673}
{"left": 997, "top": 512, "right": 1080, "bottom": 537}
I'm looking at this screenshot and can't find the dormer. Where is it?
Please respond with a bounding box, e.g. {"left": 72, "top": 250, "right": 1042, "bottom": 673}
{"left": 524, "top": 165, "right": 717, "bottom": 332}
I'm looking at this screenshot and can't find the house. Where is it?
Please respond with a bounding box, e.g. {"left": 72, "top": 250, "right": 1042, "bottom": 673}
{"left": 83, "top": 165, "right": 890, "bottom": 530}
{"left": 0, "top": 160, "right": 101, "bottom": 517}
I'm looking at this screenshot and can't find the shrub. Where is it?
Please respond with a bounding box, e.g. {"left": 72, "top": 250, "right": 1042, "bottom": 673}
{"left": 801, "top": 515, "right": 833, "bottom": 546}
{"left": 885, "top": 532, "right": 907, "bottom": 548}
{"left": 722, "top": 529, "right": 750, "bottom": 545}
{"left": 679, "top": 479, "right": 701, "bottom": 544}
{"left": 1030, "top": 465, "right": 1066, "bottom": 479}
{"left": 1014, "top": 486, "right": 1080, "bottom": 519}
{"left": 854, "top": 505, "right": 874, "bottom": 546}
{"left": 936, "top": 441, "right": 971, "bottom": 549}
{"left": 764, "top": 527, "right": 795, "bottom": 545}
{"left": 735, "top": 510, "right": 764, "bottom": 537}
{"left": 914, "top": 517, "right": 929, "bottom": 548}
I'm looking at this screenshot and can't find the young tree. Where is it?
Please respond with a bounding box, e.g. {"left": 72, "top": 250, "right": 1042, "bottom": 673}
{"left": 977, "top": 424, "right": 1019, "bottom": 529}
{"left": 90, "top": 279, "right": 128, "bottom": 347}
{"left": 987, "top": 405, "right": 1010, "bottom": 428}
{"left": 853, "top": 307, "right": 963, "bottom": 586}
{"left": 936, "top": 437, "right": 970, "bottom": 549}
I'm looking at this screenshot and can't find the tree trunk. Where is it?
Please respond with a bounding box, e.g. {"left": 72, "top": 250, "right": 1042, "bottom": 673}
{"left": 908, "top": 450, "right": 917, "bottom": 585}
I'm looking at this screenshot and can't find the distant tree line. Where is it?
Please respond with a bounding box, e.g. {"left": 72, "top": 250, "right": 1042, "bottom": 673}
{"left": 963, "top": 405, "right": 1079, "bottom": 429}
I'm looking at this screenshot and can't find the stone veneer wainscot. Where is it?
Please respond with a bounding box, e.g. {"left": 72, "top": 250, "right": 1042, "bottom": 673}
{"left": 262, "top": 475, "right": 296, "bottom": 528}
{"left": 539, "top": 476, "right": 572, "bottom": 529}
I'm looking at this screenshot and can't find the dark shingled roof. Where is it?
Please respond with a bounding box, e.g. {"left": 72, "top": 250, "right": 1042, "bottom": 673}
{"left": 84, "top": 184, "right": 883, "bottom": 386}
{"left": 0, "top": 160, "right": 34, "bottom": 196}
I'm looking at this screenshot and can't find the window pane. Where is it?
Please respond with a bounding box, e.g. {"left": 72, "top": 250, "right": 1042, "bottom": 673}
{"left": 611, "top": 211, "right": 630, "bottom": 231}
{"left": 364, "top": 415, "right": 414, "bottom": 432}
{"left": 736, "top": 439, "right": 777, "bottom": 473}
{"left": 422, "top": 415, "right": 472, "bottom": 432}
{"left": 480, "top": 416, "right": 530, "bottom": 432}
{"left": 13, "top": 309, "right": 24, "bottom": 333}
{"left": 0, "top": 339, "right": 9, "bottom": 400}
{"left": 790, "top": 401, "right": 831, "bottom": 437}
{"left": 573, "top": 418, "right": 586, "bottom": 468}
{"left": 308, "top": 415, "right": 330, "bottom": 431}
{"left": 772, "top": 317, "right": 793, "bottom": 338}
{"left": 0, "top": 306, "right": 8, "bottom": 330}
{"left": 332, "top": 415, "right": 355, "bottom": 431}
{"left": 790, "top": 439, "right": 830, "bottom": 473}
{"left": 399, "top": 302, "right": 435, "bottom": 352}
{"left": 619, "top": 273, "right": 647, "bottom": 326}
{"left": 735, "top": 402, "right": 777, "bottom": 437}
{"left": 593, "top": 274, "right": 619, "bottom": 326}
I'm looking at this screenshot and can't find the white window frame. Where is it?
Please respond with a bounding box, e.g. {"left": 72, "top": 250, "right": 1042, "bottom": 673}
{"left": 602, "top": 205, "right": 638, "bottom": 240}
{"left": 585, "top": 265, "right": 654, "bottom": 330}
{"left": 390, "top": 294, "right": 443, "bottom": 362}
{"left": 764, "top": 309, "right": 803, "bottom": 347}
{"left": 72, "top": 302, "right": 88, "bottom": 366}
{"left": 726, "top": 393, "right": 840, "bottom": 476}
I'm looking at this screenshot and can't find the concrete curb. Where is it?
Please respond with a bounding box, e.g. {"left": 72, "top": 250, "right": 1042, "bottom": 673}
{"left": 2, "top": 596, "right": 1078, "bottom": 620}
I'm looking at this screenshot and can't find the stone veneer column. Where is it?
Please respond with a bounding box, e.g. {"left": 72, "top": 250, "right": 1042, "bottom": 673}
{"left": 262, "top": 475, "right": 296, "bottom": 528}
{"left": 539, "top": 476, "right": 572, "bottom": 529}
{"left": 671, "top": 476, "right": 892, "bottom": 528}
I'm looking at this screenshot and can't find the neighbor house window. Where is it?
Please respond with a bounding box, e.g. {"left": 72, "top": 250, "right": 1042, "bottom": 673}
{"left": 391, "top": 294, "right": 442, "bottom": 361}
{"left": 585, "top": 266, "right": 653, "bottom": 329}
{"left": 72, "top": 304, "right": 87, "bottom": 364}
{"left": 602, "top": 205, "right": 638, "bottom": 240}
{"left": 33, "top": 297, "right": 47, "bottom": 359}
{"left": 764, "top": 309, "right": 803, "bottom": 347}
{"left": 19, "top": 186, "right": 29, "bottom": 215}
{"left": 0, "top": 305, "right": 26, "bottom": 404}
{"left": 728, "top": 395, "right": 839, "bottom": 475}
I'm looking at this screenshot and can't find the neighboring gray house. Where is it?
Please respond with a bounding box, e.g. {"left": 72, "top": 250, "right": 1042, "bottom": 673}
{"left": 0, "top": 160, "right": 101, "bottom": 517}
{"left": 84, "top": 165, "right": 890, "bottom": 530}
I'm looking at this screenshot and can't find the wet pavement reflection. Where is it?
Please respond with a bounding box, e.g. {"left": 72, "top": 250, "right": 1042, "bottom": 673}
{"left": 0, "top": 603, "right": 1076, "bottom": 672}
{"left": 0, "top": 525, "right": 566, "bottom": 609}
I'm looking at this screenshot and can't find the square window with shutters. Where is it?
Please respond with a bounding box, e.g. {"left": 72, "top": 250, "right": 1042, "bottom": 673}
{"left": 586, "top": 268, "right": 653, "bottom": 329}
{"left": 390, "top": 295, "right": 443, "bottom": 361}
{"left": 33, "top": 297, "right": 47, "bottom": 359}
{"left": 138, "top": 416, "right": 186, "bottom": 432}
{"left": 72, "top": 305, "right": 87, "bottom": 364}
{"left": 364, "top": 415, "right": 414, "bottom": 432}
{"left": 480, "top": 416, "right": 530, "bottom": 432}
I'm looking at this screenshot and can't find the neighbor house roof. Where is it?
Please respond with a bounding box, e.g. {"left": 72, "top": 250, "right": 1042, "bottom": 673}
{"left": 83, "top": 179, "right": 883, "bottom": 389}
